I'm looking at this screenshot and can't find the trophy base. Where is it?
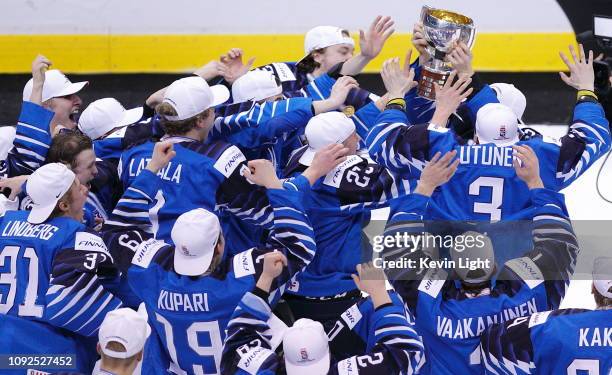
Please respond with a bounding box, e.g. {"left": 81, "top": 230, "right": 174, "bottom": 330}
{"left": 417, "top": 68, "right": 451, "bottom": 100}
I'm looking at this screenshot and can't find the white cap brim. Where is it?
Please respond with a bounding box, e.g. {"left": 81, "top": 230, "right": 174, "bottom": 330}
{"left": 285, "top": 351, "right": 330, "bottom": 375}
{"left": 55, "top": 81, "right": 89, "bottom": 98}
{"left": 298, "top": 148, "right": 316, "bottom": 166}
{"left": 173, "top": 248, "right": 214, "bottom": 276}
{"left": 119, "top": 107, "right": 145, "bottom": 127}
{"left": 27, "top": 200, "right": 60, "bottom": 224}
{"left": 210, "top": 85, "right": 231, "bottom": 108}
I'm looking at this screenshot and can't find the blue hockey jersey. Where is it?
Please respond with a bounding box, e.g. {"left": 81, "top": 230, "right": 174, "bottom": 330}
{"left": 0, "top": 211, "right": 123, "bottom": 373}
{"left": 367, "top": 99, "right": 611, "bottom": 221}
{"left": 127, "top": 183, "right": 316, "bottom": 375}
{"left": 383, "top": 188, "right": 579, "bottom": 375}
{"left": 480, "top": 308, "right": 612, "bottom": 374}
{"left": 283, "top": 152, "right": 412, "bottom": 297}
{"left": 118, "top": 137, "right": 273, "bottom": 247}
{"left": 221, "top": 289, "right": 425, "bottom": 375}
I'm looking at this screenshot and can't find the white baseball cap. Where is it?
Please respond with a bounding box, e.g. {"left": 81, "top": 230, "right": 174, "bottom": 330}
{"left": 299, "top": 112, "right": 355, "bottom": 166}
{"left": 304, "top": 26, "right": 355, "bottom": 55}
{"left": 490, "top": 83, "right": 526, "bottom": 124}
{"left": 79, "top": 98, "right": 144, "bottom": 140}
{"left": 475, "top": 103, "right": 520, "bottom": 147}
{"left": 283, "top": 319, "right": 330, "bottom": 375}
{"left": 171, "top": 208, "right": 221, "bottom": 276}
{"left": 161, "top": 77, "right": 229, "bottom": 121}
{"left": 22, "top": 69, "right": 88, "bottom": 103}
{"left": 232, "top": 70, "right": 282, "bottom": 104}
{"left": 451, "top": 231, "right": 496, "bottom": 284}
{"left": 99, "top": 305, "right": 151, "bottom": 359}
{"left": 26, "top": 163, "right": 76, "bottom": 224}
{"left": 593, "top": 257, "right": 612, "bottom": 298}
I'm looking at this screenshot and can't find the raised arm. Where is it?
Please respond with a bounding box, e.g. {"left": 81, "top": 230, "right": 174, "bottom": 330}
{"left": 2, "top": 56, "right": 54, "bottom": 178}
{"left": 221, "top": 254, "right": 289, "bottom": 375}
{"left": 502, "top": 145, "right": 579, "bottom": 309}
{"left": 366, "top": 60, "right": 468, "bottom": 176}
{"left": 45, "top": 230, "right": 123, "bottom": 336}
{"left": 340, "top": 16, "right": 395, "bottom": 76}
{"left": 332, "top": 263, "right": 425, "bottom": 374}
{"left": 382, "top": 151, "right": 458, "bottom": 309}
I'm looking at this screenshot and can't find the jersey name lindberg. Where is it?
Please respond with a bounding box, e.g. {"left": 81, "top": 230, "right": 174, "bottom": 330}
{"left": 458, "top": 145, "right": 514, "bottom": 168}
{"left": 127, "top": 158, "right": 183, "bottom": 183}
{"left": 1, "top": 220, "right": 59, "bottom": 241}
{"left": 436, "top": 298, "right": 538, "bottom": 339}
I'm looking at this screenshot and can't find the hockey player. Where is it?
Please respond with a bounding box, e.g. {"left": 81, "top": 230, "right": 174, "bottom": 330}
{"left": 367, "top": 46, "right": 611, "bottom": 221}
{"left": 0, "top": 163, "right": 123, "bottom": 373}
{"left": 280, "top": 110, "right": 414, "bottom": 358}
{"left": 381, "top": 147, "right": 579, "bottom": 374}
{"left": 479, "top": 257, "right": 612, "bottom": 374}
{"left": 115, "top": 141, "right": 344, "bottom": 374}
{"left": 221, "top": 262, "right": 425, "bottom": 374}
{"left": 222, "top": 16, "right": 393, "bottom": 98}
{"left": 1, "top": 55, "right": 72, "bottom": 178}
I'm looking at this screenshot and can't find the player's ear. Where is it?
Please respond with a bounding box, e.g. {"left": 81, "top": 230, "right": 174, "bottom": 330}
{"left": 96, "top": 343, "right": 102, "bottom": 356}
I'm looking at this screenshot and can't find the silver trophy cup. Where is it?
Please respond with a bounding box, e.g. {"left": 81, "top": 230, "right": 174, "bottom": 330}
{"left": 417, "top": 6, "right": 476, "bottom": 100}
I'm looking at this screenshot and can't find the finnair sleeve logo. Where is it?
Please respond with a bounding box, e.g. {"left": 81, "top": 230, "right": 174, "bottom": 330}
{"left": 341, "top": 304, "right": 363, "bottom": 330}
{"left": 75, "top": 232, "right": 110, "bottom": 257}
{"left": 237, "top": 346, "right": 275, "bottom": 374}
{"left": 506, "top": 257, "right": 544, "bottom": 289}
{"left": 323, "top": 155, "right": 362, "bottom": 188}
{"left": 233, "top": 249, "right": 256, "bottom": 278}
{"left": 132, "top": 239, "right": 165, "bottom": 268}
{"left": 271, "top": 63, "right": 296, "bottom": 82}
{"left": 214, "top": 146, "right": 247, "bottom": 178}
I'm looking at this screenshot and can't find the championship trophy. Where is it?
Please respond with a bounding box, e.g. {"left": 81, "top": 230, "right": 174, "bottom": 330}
{"left": 417, "top": 6, "right": 476, "bottom": 100}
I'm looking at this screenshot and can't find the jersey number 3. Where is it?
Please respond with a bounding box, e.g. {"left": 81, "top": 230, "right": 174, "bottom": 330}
{"left": 469, "top": 177, "right": 504, "bottom": 220}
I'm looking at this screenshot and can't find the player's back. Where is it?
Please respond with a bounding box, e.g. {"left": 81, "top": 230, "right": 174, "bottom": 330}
{"left": 430, "top": 143, "right": 532, "bottom": 221}
{"left": 0, "top": 210, "right": 81, "bottom": 320}
{"left": 481, "top": 309, "right": 612, "bottom": 374}
{"left": 119, "top": 139, "right": 229, "bottom": 241}
{"left": 532, "top": 309, "right": 611, "bottom": 374}
{"left": 413, "top": 276, "right": 549, "bottom": 375}
{"left": 129, "top": 241, "right": 261, "bottom": 375}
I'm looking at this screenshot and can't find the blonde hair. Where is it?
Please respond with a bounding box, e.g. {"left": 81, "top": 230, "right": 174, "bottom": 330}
{"left": 155, "top": 102, "right": 213, "bottom": 136}
{"left": 100, "top": 341, "right": 141, "bottom": 370}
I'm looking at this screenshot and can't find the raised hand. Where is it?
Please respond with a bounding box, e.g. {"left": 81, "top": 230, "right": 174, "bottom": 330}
{"left": 329, "top": 76, "right": 359, "bottom": 107}
{"left": 303, "top": 144, "right": 350, "bottom": 185}
{"left": 381, "top": 51, "right": 417, "bottom": 99}
{"left": 243, "top": 159, "right": 282, "bottom": 189}
{"left": 447, "top": 42, "right": 474, "bottom": 78}
{"left": 559, "top": 44, "right": 595, "bottom": 92}
{"left": 193, "top": 60, "right": 225, "bottom": 81}
{"left": 416, "top": 150, "right": 459, "bottom": 196}
{"left": 0, "top": 175, "right": 29, "bottom": 200}
{"left": 359, "top": 16, "right": 395, "bottom": 59}
{"left": 146, "top": 141, "right": 176, "bottom": 173}
{"left": 351, "top": 262, "right": 391, "bottom": 308}
{"left": 513, "top": 145, "right": 543, "bottom": 189}
{"left": 219, "top": 48, "right": 256, "bottom": 84}
{"left": 256, "top": 251, "right": 288, "bottom": 292}
{"left": 412, "top": 22, "right": 430, "bottom": 64}
{"left": 430, "top": 72, "right": 473, "bottom": 126}
{"left": 30, "top": 54, "right": 51, "bottom": 104}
